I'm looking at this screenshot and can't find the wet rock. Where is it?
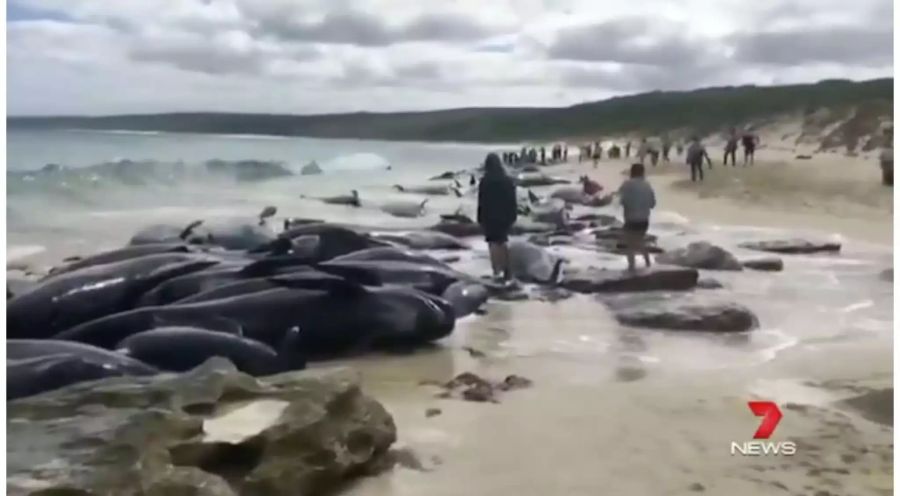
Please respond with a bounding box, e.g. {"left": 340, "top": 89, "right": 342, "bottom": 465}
{"left": 561, "top": 266, "right": 699, "bottom": 293}
{"left": 739, "top": 239, "right": 841, "bottom": 254}
{"left": 7, "top": 358, "right": 396, "bottom": 496}
{"left": 430, "top": 372, "right": 532, "bottom": 403}
{"left": 612, "top": 300, "right": 759, "bottom": 333}
{"left": 742, "top": 257, "right": 785, "bottom": 271}
{"left": 655, "top": 242, "right": 743, "bottom": 271}
{"left": 697, "top": 278, "right": 724, "bottom": 289}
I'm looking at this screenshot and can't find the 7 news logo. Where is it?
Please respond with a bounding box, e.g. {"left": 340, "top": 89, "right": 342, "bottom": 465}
{"left": 730, "top": 401, "right": 797, "bottom": 456}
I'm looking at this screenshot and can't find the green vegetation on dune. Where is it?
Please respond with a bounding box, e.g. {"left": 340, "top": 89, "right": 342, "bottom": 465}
{"left": 8, "top": 78, "right": 892, "bottom": 143}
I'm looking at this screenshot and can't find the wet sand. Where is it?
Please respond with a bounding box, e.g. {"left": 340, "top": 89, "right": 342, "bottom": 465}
{"left": 335, "top": 149, "right": 893, "bottom": 495}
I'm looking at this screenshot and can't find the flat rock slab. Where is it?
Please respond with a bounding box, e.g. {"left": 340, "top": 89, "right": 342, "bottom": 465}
{"left": 7, "top": 358, "right": 396, "bottom": 496}
{"left": 741, "top": 257, "right": 785, "bottom": 271}
{"left": 739, "top": 239, "right": 842, "bottom": 254}
{"left": 612, "top": 300, "right": 759, "bottom": 333}
{"left": 561, "top": 266, "right": 699, "bottom": 293}
{"left": 655, "top": 241, "right": 743, "bottom": 271}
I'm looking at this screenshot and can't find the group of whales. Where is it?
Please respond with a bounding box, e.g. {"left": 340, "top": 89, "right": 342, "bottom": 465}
{"left": 7, "top": 210, "right": 564, "bottom": 400}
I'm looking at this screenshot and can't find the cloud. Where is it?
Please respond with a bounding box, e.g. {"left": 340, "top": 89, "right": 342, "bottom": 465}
{"left": 731, "top": 27, "right": 893, "bottom": 67}
{"left": 5, "top": 0, "right": 894, "bottom": 115}
{"left": 546, "top": 18, "right": 713, "bottom": 66}
{"left": 250, "top": 8, "right": 506, "bottom": 46}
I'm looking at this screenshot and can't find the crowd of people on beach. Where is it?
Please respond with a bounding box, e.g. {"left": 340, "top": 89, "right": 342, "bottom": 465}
{"left": 479, "top": 128, "right": 764, "bottom": 277}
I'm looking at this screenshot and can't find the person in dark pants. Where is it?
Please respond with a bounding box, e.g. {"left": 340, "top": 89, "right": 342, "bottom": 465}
{"left": 617, "top": 163, "right": 656, "bottom": 272}
{"left": 686, "top": 137, "right": 713, "bottom": 182}
{"left": 477, "top": 153, "right": 518, "bottom": 281}
{"left": 742, "top": 131, "right": 758, "bottom": 165}
{"left": 724, "top": 128, "right": 738, "bottom": 166}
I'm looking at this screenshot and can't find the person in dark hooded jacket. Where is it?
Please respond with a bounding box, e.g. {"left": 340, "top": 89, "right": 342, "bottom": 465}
{"left": 477, "top": 152, "right": 518, "bottom": 280}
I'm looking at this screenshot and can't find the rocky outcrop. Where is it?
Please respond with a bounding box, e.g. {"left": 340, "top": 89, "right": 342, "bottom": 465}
{"left": 612, "top": 299, "right": 759, "bottom": 333}
{"left": 655, "top": 242, "right": 743, "bottom": 271}
{"left": 561, "top": 266, "right": 699, "bottom": 293}
{"left": 739, "top": 239, "right": 841, "bottom": 254}
{"left": 7, "top": 359, "right": 396, "bottom": 496}
{"left": 741, "top": 257, "right": 785, "bottom": 271}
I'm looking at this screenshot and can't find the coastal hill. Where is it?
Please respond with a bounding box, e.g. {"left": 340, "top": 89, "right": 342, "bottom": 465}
{"left": 9, "top": 78, "right": 892, "bottom": 149}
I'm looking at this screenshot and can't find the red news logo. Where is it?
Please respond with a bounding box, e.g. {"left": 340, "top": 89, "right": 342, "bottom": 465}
{"left": 730, "top": 401, "right": 797, "bottom": 456}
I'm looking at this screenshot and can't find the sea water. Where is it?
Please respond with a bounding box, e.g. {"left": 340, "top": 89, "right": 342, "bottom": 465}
{"left": 7, "top": 129, "right": 499, "bottom": 265}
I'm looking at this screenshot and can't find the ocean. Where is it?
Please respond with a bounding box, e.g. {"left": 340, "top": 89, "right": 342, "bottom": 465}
{"left": 7, "top": 129, "right": 500, "bottom": 264}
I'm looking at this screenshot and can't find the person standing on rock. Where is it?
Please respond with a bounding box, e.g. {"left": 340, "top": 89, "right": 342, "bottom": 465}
{"left": 478, "top": 153, "right": 518, "bottom": 281}
{"left": 617, "top": 163, "right": 656, "bottom": 272}
{"left": 686, "top": 136, "right": 713, "bottom": 182}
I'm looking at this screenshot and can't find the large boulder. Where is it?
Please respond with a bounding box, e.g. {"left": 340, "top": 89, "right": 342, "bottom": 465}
{"left": 741, "top": 257, "right": 785, "bottom": 272}
{"left": 739, "top": 239, "right": 841, "bottom": 254}
{"left": 655, "top": 242, "right": 743, "bottom": 271}
{"left": 611, "top": 299, "right": 759, "bottom": 333}
{"left": 7, "top": 359, "right": 396, "bottom": 496}
{"left": 561, "top": 266, "right": 699, "bottom": 293}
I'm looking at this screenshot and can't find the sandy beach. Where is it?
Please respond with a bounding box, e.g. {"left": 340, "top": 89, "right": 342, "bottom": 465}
{"left": 332, "top": 141, "right": 893, "bottom": 496}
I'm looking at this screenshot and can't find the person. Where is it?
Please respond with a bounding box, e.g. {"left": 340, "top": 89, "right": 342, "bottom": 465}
{"left": 661, "top": 136, "right": 671, "bottom": 163}
{"left": 580, "top": 175, "right": 603, "bottom": 195}
{"left": 617, "top": 163, "right": 656, "bottom": 272}
{"left": 625, "top": 141, "right": 632, "bottom": 158}
{"left": 562, "top": 145, "right": 568, "bottom": 162}
{"left": 686, "top": 136, "right": 713, "bottom": 182}
{"left": 540, "top": 146, "right": 546, "bottom": 165}
{"left": 637, "top": 138, "right": 649, "bottom": 165}
{"left": 724, "top": 128, "right": 738, "bottom": 166}
{"left": 879, "top": 126, "right": 893, "bottom": 186}
{"left": 477, "top": 153, "right": 518, "bottom": 281}
{"left": 592, "top": 141, "right": 601, "bottom": 167}
{"left": 741, "top": 130, "right": 758, "bottom": 165}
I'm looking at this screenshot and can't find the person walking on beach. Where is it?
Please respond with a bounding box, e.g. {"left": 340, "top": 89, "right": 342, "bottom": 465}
{"left": 724, "top": 128, "right": 738, "bottom": 166}
{"left": 625, "top": 141, "right": 632, "bottom": 158}
{"left": 637, "top": 138, "right": 649, "bottom": 165}
{"left": 617, "top": 163, "right": 655, "bottom": 272}
{"left": 661, "top": 136, "right": 672, "bottom": 163}
{"left": 686, "top": 136, "right": 713, "bottom": 182}
{"left": 477, "top": 153, "right": 518, "bottom": 281}
{"left": 741, "top": 130, "right": 758, "bottom": 165}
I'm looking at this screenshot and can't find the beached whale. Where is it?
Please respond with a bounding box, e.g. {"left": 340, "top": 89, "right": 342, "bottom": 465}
{"left": 116, "top": 326, "right": 304, "bottom": 375}
{"left": 374, "top": 231, "right": 469, "bottom": 250}
{"left": 514, "top": 174, "right": 570, "bottom": 188}
{"left": 394, "top": 184, "right": 462, "bottom": 197}
{"left": 330, "top": 246, "right": 451, "bottom": 267}
{"left": 275, "top": 223, "right": 389, "bottom": 260}
{"left": 46, "top": 243, "right": 193, "bottom": 277}
{"left": 129, "top": 220, "right": 210, "bottom": 245}
{"left": 7, "top": 347, "right": 159, "bottom": 400}
{"left": 55, "top": 282, "right": 456, "bottom": 359}
{"left": 8, "top": 253, "right": 219, "bottom": 340}
{"left": 300, "top": 161, "right": 323, "bottom": 175}
{"left": 316, "top": 190, "right": 361, "bottom": 207}
{"left": 441, "top": 281, "right": 489, "bottom": 318}
{"left": 380, "top": 199, "right": 428, "bottom": 218}
{"left": 507, "top": 240, "right": 565, "bottom": 284}
{"left": 317, "top": 259, "right": 467, "bottom": 295}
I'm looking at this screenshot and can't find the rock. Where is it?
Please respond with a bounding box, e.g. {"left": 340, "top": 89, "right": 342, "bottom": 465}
{"left": 612, "top": 299, "right": 759, "bottom": 333}
{"left": 300, "top": 161, "right": 322, "bottom": 175}
{"left": 561, "top": 266, "right": 699, "bottom": 293}
{"left": 739, "top": 239, "right": 841, "bottom": 254}
{"left": 7, "top": 358, "right": 396, "bottom": 496}
{"left": 429, "top": 372, "right": 532, "bottom": 403}
{"left": 655, "top": 242, "right": 743, "bottom": 271}
{"left": 741, "top": 257, "right": 785, "bottom": 271}
{"left": 697, "top": 278, "right": 724, "bottom": 289}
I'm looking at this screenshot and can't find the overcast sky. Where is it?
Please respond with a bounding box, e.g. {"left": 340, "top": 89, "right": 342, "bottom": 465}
{"left": 7, "top": 0, "right": 894, "bottom": 115}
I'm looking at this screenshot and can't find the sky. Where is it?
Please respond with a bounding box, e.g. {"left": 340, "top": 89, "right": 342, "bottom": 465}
{"left": 6, "top": 0, "right": 895, "bottom": 115}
